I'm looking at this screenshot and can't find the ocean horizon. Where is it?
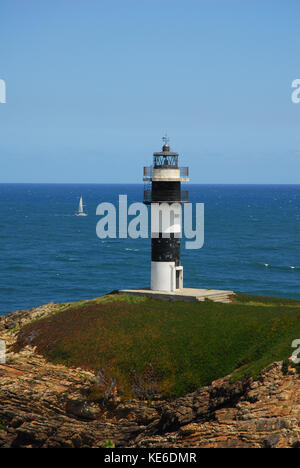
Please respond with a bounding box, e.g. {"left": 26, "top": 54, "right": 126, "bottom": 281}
{"left": 0, "top": 183, "right": 299, "bottom": 316}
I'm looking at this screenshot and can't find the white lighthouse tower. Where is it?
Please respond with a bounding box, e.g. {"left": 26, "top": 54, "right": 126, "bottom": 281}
{"left": 143, "top": 135, "right": 189, "bottom": 292}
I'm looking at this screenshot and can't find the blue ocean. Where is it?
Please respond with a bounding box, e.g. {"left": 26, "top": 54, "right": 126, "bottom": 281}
{"left": 0, "top": 184, "right": 299, "bottom": 316}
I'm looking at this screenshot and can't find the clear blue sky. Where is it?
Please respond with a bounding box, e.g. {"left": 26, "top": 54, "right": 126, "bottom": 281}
{"left": 0, "top": 0, "right": 299, "bottom": 183}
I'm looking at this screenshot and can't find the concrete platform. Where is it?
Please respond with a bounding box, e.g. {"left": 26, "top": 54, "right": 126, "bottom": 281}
{"left": 117, "top": 288, "right": 235, "bottom": 303}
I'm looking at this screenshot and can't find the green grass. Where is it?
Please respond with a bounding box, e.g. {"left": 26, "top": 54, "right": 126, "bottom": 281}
{"left": 14, "top": 293, "right": 300, "bottom": 399}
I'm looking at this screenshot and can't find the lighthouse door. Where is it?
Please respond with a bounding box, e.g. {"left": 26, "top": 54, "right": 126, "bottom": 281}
{"left": 176, "top": 270, "right": 180, "bottom": 289}
{"left": 175, "top": 266, "right": 183, "bottom": 290}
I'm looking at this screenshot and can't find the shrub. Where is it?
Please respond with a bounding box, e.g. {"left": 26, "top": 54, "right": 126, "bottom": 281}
{"left": 13, "top": 293, "right": 300, "bottom": 399}
{"left": 281, "top": 360, "right": 289, "bottom": 375}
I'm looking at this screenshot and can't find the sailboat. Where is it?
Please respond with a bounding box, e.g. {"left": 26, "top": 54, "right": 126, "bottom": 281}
{"left": 75, "top": 195, "right": 88, "bottom": 217}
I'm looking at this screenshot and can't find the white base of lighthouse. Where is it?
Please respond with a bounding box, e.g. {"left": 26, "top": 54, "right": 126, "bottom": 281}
{"left": 151, "top": 261, "right": 183, "bottom": 292}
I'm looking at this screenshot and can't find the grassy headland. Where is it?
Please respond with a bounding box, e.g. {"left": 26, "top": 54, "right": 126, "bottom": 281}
{"left": 14, "top": 293, "right": 300, "bottom": 399}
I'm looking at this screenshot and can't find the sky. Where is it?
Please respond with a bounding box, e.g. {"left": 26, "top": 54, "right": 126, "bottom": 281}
{"left": 0, "top": 0, "right": 299, "bottom": 183}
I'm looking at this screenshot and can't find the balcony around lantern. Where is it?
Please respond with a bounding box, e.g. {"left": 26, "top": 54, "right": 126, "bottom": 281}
{"left": 143, "top": 189, "right": 189, "bottom": 205}
{"left": 143, "top": 166, "right": 189, "bottom": 182}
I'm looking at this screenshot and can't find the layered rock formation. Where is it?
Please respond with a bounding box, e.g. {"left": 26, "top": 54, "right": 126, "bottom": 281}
{"left": 0, "top": 304, "right": 299, "bottom": 448}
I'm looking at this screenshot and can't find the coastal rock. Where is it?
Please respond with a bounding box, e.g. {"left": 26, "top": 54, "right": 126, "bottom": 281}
{"left": 0, "top": 303, "right": 61, "bottom": 332}
{"left": 0, "top": 303, "right": 300, "bottom": 448}
{"left": 66, "top": 394, "right": 102, "bottom": 421}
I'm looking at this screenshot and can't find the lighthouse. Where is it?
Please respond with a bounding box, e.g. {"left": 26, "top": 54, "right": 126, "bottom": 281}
{"left": 143, "top": 136, "right": 189, "bottom": 292}
{"left": 119, "top": 136, "right": 234, "bottom": 302}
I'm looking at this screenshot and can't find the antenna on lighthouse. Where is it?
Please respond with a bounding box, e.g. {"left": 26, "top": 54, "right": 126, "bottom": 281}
{"left": 162, "top": 133, "right": 169, "bottom": 146}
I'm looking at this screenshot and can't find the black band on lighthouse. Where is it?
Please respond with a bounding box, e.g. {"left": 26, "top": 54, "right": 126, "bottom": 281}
{"left": 152, "top": 182, "right": 181, "bottom": 202}
{"left": 152, "top": 235, "right": 181, "bottom": 265}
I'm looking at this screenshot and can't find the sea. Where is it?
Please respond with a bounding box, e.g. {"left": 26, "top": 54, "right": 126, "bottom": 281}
{"left": 0, "top": 184, "right": 299, "bottom": 316}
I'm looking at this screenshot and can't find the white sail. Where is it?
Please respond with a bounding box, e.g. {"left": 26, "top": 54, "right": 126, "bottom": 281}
{"left": 75, "top": 195, "right": 87, "bottom": 216}
{"left": 78, "top": 196, "right": 84, "bottom": 213}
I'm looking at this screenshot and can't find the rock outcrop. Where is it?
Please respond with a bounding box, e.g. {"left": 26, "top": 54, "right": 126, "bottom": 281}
{"left": 0, "top": 304, "right": 299, "bottom": 448}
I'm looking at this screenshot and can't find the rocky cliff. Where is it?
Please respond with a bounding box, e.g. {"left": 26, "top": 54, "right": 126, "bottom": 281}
{"left": 0, "top": 303, "right": 299, "bottom": 448}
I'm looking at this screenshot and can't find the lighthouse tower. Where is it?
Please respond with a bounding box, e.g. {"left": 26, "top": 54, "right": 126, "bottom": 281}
{"left": 143, "top": 136, "right": 189, "bottom": 292}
